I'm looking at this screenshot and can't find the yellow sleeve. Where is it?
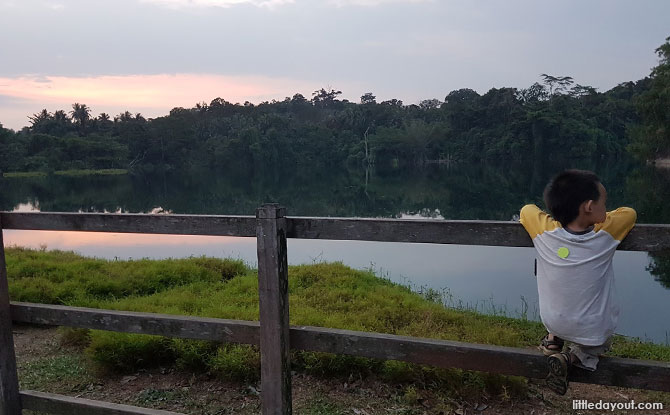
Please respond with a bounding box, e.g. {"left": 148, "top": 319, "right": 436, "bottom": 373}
{"left": 519, "top": 204, "right": 561, "bottom": 239}
{"left": 593, "top": 207, "right": 637, "bottom": 241}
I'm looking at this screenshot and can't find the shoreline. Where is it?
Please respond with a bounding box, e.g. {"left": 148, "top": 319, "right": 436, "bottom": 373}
{"left": 2, "top": 168, "right": 127, "bottom": 178}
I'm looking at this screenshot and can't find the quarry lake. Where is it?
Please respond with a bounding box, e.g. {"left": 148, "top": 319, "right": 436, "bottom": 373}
{"left": 2, "top": 160, "right": 669, "bottom": 344}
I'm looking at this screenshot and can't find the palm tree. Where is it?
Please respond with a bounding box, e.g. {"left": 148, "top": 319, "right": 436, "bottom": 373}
{"left": 70, "top": 103, "right": 91, "bottom": 135}
{"left": 116, "top": 111, "right": 133, "bottom": 123}
{"left": 28, "top": 109, "right": 51, "bottom": 131}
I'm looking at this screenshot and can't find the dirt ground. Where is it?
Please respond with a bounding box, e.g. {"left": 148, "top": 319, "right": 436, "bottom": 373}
{"left": 12, "top": 325, "right": 670, "bottom": 415}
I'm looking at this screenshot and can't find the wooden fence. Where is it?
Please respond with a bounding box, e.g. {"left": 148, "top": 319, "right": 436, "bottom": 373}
{"left": 1, "top": 206, "right": 670, "bottom": 415}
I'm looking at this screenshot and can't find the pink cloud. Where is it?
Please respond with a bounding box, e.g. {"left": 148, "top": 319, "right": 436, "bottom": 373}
{"left": 0, "top": 73, "right": 315, "bottom": 108}
{"left": 0, "top": 73, "right": 321, "bottom": 129}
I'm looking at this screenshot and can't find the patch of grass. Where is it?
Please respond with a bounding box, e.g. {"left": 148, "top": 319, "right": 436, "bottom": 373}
{"left": 609, "top": 335, "right": 670, "bottom": 361}
{"left": 58, "top": 327, "right": 91, "bottom": 348}
{"left": 2, "top": 169, "right": 127, "bottom": 178}
{"left": 19, "top": 354, "right": 92, "bottom": 392}
{"left": 210, "top": 344, "right": 261, "bottom": 382}
{"left": 302, "top": 397, "right": 349, "bottom": 415}
{"left": 53, "top": 168, "right": 128, "bottom": 176}
{"left": 86, "top": 331, "right": 176, "bottom": 372}
{"left": 6, "top": 247, "right": 247, "bottom": 306}
{"left": 2, "top": 171, "right": 47, "bottom": 178}
{"left": 7, "top": 248, "right": 670, "bottom": 401}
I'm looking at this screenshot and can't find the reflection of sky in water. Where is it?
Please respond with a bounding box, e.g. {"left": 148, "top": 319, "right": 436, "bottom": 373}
{"left": 3, "top": 229, "right": 668, "bottom": 344}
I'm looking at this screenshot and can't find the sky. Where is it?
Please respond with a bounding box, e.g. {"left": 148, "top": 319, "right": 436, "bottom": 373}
{"left": 0, "top": 0, "right": 669, "bottom": 130}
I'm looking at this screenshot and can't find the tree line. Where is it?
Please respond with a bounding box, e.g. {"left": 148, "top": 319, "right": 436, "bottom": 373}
{"left": 1, "top": 38, "right": 668, "bottom": 175}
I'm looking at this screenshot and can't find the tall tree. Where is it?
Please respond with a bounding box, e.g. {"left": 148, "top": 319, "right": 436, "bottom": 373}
{"left": 360, "top": 92, "right": 376, "bottom": 105}
{"left": 630, "top": 37, "right": 670, "bottom": 160}
{"left": 311, "top": 88, "right": 342, "bottom": 108}
{"left": 28, "top": 109, "right": 52, "bottom": 133}
{"left": 70, "top": 103, "right": 91, "bottom": 135}
{"left": 540, "top": 74, "right": 574, "bottom": 96}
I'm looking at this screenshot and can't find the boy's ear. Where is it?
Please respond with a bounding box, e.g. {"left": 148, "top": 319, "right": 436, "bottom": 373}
{"left": 583, "top": 200, "right": 594, "bottom": 213}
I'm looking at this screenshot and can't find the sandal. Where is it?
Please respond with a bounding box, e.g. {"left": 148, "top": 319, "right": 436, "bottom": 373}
{"left": 538, "top": 334, "right": 564, "bottom": 356}
{"left": 546, "top": 351, "right": 571, "bottom": 395}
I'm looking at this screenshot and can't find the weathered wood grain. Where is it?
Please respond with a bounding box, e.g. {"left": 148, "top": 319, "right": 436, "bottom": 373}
{"left": 10, "top": 302, "right": 259, "bottom": 344}
{"left": 287, "top": 217, "right": 532, "bottom": 246}
{"left": 0, "top": 220, "right": 21, "bottom": 415}
{"left": 2, "top": 211, "right": 668, "bottom": 251}
{"left": 256, "top": 204, "right": 292, "bottom": 415}
{"left": 290, "top": 326, "right": 670, "bottom": 392}
{"left": 21, "top": 390, "right": 185, "bottom": 415}
{"left": 617, "top": 223, "right": 670, "bottom": 251}
{"left": 0, "top": 212, "right": 256, "bottom": 236}
{"left": 287, "top": 217, "right": 670, "bottom": 251}
{"left": 10, "top": 303, "right": 670, "bottom": 392}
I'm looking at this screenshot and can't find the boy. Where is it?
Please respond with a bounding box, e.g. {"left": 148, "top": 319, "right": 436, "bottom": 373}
{"left": 519, "top": 169, "right": 636, "bottom": 395}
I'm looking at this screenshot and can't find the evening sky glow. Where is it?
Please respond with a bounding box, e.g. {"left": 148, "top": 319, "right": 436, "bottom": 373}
{"left": 1, "top": 0, "right": 669, "bottom": 130}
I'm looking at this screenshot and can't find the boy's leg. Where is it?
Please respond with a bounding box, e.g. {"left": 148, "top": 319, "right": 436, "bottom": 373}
{"left": 568, "top": 338, "right": 612, "bottom": 371}
{"left": 545, "top": 338, "right": 611, "bottom": 395}
{"left": 539, "top": 333, "right": 564, "bottom": 356}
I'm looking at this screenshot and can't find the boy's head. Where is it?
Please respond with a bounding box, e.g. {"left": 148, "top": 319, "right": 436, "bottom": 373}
{"left": 543, "top": 169, "right": 607, "bottom": 227}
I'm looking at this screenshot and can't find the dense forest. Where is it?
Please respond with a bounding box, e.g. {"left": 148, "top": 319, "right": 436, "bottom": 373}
{"left": 1, "top": 38, "right": 668, "bottom": 175}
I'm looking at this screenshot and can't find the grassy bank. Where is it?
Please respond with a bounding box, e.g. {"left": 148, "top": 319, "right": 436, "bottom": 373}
{"left": 6, "top": 247, "right": 670, "bottom": 401}
{"left": 2, "top": 168, "right": 127, "bottom": 178}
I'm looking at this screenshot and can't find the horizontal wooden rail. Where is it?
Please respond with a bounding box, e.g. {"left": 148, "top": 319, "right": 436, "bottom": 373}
{"left": 11, "top": 302, "right": 670, "bottom": 392}
{"left": 21, "top": 390, "right": 184, "bottom": 415}
{"left": 0, "top": 212, "right": 257, "bottom": 237}
{"left": 2, "top": 212, "right": 670, "bottom": 251}
{"left": 11, "top": 302, "right": 259, "bottom": 343}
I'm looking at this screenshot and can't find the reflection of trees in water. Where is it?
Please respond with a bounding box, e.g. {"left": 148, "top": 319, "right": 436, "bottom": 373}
{"left": 1, "top": 160, "right": 670, "bottom": 224}
{"left": 647, "top": 251, "right": 670, "bottom": 289}
{"left": 625, "top": 166, "right": 670, "bottom": 224}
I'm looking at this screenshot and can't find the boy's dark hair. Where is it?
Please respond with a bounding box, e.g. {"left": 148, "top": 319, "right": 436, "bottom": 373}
{"left": 543, "top": 169, "right": 601, "bottom": 226}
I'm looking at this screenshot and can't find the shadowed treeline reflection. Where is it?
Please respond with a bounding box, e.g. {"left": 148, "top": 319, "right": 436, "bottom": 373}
{"left": 3, "top": 159, "right": 668, "bottom": 220}
{"left": 1, "top": 160, "right": 670, "bottom": 291}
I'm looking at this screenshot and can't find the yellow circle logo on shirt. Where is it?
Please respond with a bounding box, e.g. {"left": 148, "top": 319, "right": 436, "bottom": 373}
{"left": 557, "top": 247, "right": 570, "bottom": 259}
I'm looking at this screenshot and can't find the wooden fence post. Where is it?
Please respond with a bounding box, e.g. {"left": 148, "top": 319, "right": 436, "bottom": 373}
{"left": 0, "top": 219, "right": 21, "bottom": 414}
{"left": 256, "top": 204, "right": 291, "bottom": 415}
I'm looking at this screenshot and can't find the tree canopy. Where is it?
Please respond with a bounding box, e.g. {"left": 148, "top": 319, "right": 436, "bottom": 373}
{"left": 0, "top": 45, "right": 665, "bottom": 176}
{"left": 629, "top": 36, "right": 670, "bottom": 160}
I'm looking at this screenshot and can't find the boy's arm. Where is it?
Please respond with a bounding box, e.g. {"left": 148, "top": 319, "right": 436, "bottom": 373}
{"left": 594, "top": 207, "right": 637, "bottom": 241}
{"left": 519, "top": 204, "right": 561, "bottom": 239}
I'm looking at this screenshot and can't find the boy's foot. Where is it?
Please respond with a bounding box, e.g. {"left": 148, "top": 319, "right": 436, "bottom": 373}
{"left": 539, "top": 334, "right": 564, "bottom": 356}
{"left": 546, "top": 352, "right": 571, "bottom": 395}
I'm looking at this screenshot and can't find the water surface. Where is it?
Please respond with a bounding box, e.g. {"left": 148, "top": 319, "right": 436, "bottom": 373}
{"left": 2, "top": 160, "right": 669, "bottom": 343}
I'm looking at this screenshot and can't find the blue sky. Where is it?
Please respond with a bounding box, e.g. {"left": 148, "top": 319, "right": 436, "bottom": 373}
{"left": 1, "top": 0, "right": 668, "bottom": 130}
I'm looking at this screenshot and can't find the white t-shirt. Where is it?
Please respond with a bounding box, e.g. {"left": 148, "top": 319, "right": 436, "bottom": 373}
{"left": 520, "top": 205, "right": 636, "bottom": 346}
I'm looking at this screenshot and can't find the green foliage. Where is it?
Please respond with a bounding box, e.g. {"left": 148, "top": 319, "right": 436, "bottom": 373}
{"left": 86, "top": 331, "right": 176, "bottom": 372}
{"left": 1, "top": 46, "right": 664, "bottom": 175}
{"left": 647, "top": 251, "right": 670, "bottom": 289}
{"left": 170, "top": 339, "right": 219, "bottom": 371}
{"left": 6, "top": 247, "right": 247, "bottom": 306}
{"left": 630, "top": 37, "right": 670, "bottom": 160}
{"left": 210, "top": 344, "right": 261, "bottom": 381}
{"left": 53, "top": 168, "right": 127, "bottom": 176}
{"left": 7, "top": 248, "right": 670, "bottom": 397}
{"left": 610, "top": 335, "right": 670, "bottom": 361}
{"left": 2, "top": 171, "right": 48, "bottom": 178}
